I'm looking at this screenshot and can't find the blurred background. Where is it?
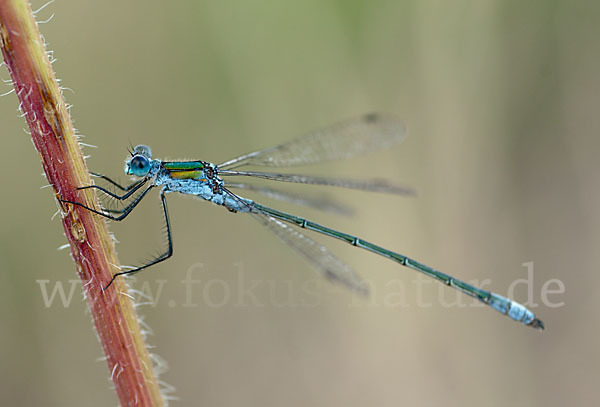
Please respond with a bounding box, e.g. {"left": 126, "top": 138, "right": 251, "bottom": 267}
{"left": 1, "top": 0, "right": 598, "bottom": 406}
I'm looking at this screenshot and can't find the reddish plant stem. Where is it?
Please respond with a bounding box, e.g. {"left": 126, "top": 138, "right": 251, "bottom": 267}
{"left": 0, "top": 1, "right": 163, "bottom": 406}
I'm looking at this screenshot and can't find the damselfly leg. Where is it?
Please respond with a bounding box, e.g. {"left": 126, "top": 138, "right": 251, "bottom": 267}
{"left": 102, "top": 190, "right": 173, "bottom": 290}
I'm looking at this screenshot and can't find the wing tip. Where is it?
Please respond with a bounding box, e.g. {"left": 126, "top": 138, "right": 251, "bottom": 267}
{"left": 363, "top": 112, "right": 380, "bottom": 123}
{"left": 362, "top": 112, "right": 406, "bottom": 135}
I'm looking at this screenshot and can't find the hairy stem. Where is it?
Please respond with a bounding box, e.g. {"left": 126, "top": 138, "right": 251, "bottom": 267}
{"left": 0, "top": 1, "right": 164, "bottom": 405}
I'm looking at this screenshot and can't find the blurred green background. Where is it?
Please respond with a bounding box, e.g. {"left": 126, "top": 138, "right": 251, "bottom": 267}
{"left": 1, "top": 0, "right": 598, "bottom": 406}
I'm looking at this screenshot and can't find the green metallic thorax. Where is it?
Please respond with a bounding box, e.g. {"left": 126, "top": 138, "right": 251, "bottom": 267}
{"left": 163, "top": 161, "right": 205, "bottom": 171}
{"left": 163, "top": 161, "right": 207, "bottom": 180}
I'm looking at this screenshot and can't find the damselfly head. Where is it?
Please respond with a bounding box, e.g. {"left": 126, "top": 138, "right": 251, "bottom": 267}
{"left": 125, "top": 145, "right": 153, "bottom": 177}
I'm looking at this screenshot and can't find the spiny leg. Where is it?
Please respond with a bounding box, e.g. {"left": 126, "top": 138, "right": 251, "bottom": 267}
{"left": 90, "top": 172, "right": 142, "bottom": 192}
{"left": 102, "top": 208, "right": 130, "bottom": 214}
{"left": 75, "top": 177, "right": 147, "bottom": 215}
{"left": 78, "top": 177, "right": 148, "bottom": 200}
{"left": 61, "top": 184, "right": 154, "bottom": 221}
{"left": 103, "top": 190, "right": 173, "bottom": 290}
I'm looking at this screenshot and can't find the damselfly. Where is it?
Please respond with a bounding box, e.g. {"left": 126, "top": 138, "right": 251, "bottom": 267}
{"left": 62, "top": 113, "right": 544, "bottom": 330}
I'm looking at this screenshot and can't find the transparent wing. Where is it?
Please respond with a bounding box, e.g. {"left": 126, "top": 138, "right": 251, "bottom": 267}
{"left": 220, "top": 170, "right": 415, "bottom": 195}
{"left": 218, "top": 113, "right": 406, "bottom": 168}
{"left": 249, "top": 211, "right": 369, "bottom": 296}
{"left": 226, "top": 182, "right": 354, "bottom": 215}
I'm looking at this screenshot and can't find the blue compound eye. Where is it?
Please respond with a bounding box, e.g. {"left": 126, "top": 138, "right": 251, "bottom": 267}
{"left": 133, "top": 145, "right": 152, "bottom": 159}
{"left": 128, "top": 155, "right": 150, "bottom": 176}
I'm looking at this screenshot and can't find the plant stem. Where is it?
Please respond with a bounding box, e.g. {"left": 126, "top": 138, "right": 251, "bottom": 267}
{"left": 0, "top": 1, "right": 164, "bottom": 405}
